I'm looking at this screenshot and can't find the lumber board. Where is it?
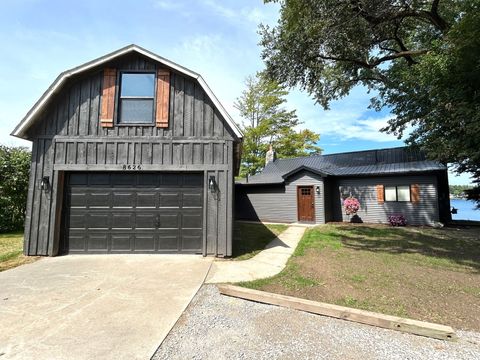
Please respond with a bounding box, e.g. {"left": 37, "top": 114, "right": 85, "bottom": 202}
{"left": 217, "top": 285, "right": 457, "bottom": 341}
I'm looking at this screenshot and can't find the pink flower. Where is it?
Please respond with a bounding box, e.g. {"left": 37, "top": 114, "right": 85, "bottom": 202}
{"left": 344, "top": 196, "right": 360, "bottom": 215}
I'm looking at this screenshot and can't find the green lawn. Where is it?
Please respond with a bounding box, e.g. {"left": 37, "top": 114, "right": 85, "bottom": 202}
{"left": 238, "top": 224, "right": 480, "bottom": 331}
{"left": 232, "top": 222, "right": 288, "bottom": 260}
{"left": 0, "top": 231, "right": 38, "bottom": 272}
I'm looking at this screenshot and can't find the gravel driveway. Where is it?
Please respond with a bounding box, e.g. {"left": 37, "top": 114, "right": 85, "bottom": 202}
{"left": 153, "top": 285, "right": 480, "bottom": 360}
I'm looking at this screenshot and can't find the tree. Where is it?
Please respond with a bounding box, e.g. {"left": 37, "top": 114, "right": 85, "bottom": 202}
{"left": 235, "top": 73, "right": 321, "bottom": 177}
{"left": 260, "top": 0, "right": 480, "bottom": 206}
{"left": 0, "top": 146, "right": 31, "bottom": 232}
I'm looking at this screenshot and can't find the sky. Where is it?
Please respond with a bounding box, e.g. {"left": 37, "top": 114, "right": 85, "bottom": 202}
{"left": 0, "top": 0, "right": 473, "bottom": 185}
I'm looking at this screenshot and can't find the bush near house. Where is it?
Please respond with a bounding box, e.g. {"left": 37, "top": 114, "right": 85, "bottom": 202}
{"left": 239, "top": 224, "right": 480, "bottom": 331}
{"left": 0, "top": 146, "right": 31, "bottom": 232}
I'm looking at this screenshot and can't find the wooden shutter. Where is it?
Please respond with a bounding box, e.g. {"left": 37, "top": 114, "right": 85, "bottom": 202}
{"left": 411, "top": 184, "right": 420, "bottom": 203}
{"left": 155, "top": 69, "right": 170, "bottom": 128}
{"left": 100, "top": 68, "right": 116, "bottom": 128}
{"left": 376, "top": 185, "right": 384, "bottom": 204}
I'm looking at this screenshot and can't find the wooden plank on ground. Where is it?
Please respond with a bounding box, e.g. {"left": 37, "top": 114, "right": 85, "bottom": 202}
{"left": 217, "top": 284, "right": 457, "bottom": 341}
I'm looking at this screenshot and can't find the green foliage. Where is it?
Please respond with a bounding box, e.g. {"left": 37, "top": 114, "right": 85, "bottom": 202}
{"left": 0, "top": 146, "right": 31, "bottom": 232}
{"left": 235, "top": 73, "right": 321, "bottom": 176}
{"left": 450, "top": 185, "right": 473, "bottom": 198}
{"left": 261, "top": 0, "right": 480, "bottom": 206}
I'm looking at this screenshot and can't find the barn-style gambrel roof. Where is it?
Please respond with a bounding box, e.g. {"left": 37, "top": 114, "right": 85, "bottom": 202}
{"left": 11, "top": 44, "right": 242, "bottom": 140}
{"left": 240, "top": 147, "right": 446, "bottom": 185}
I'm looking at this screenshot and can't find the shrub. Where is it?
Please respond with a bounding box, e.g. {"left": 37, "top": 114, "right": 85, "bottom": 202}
{"left": 343, "top": 196, "right": 360, "bottom": 215}
{"left": 388, "top": 214, "right": 407, "bottom": 226}
{"left": 0, "top": 145, "right": 31, "bottom": 232}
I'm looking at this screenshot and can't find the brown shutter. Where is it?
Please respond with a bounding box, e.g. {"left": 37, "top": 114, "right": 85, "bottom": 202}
{"left": 376, "top": 185, "right": 384, "bottom": 204}
{"left": 100, "top": 68, "right": 116, "bottom": 128}
{"left": 155, "top": 69, "right": 170, "bottom": 128}
{"left": 411, "top": 184, "right": 420, "bottom": 203}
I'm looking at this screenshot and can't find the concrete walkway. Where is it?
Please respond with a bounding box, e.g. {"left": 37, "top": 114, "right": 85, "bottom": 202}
{"left": 0, "top": 255, "right": 212, "bottom": 360}
{"left": 206, "top": 226, "right": 305, "bottom": 283}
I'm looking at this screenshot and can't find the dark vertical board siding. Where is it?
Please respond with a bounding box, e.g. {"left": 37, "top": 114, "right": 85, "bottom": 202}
{"left": 204, "top": 99, "right": 213, "bottom": 136}
{"left": 214, "top": 109, "right": 223, "bottom": 137}
{"left": 79, "top": 78, "right": 91, "bottom": 135}
{"left": 29, "top": 139, "right": 44, "bottom": 254}
{"left": 193, "top": 143, "right": 203, "bottom": 164}
{"left": 184, "top": 79, "right": 194, "bottom": 136}
{"left": 152, "top": 143, "right": 162, "bottom": 164}
{"left": 37, "top": 139, "right": 54, "bottom": 255}
{"left": 193, "top": 84, "right": 204, "bottom": 137}
{"left": 206, "top": 170, "right": 217, "bottom": 255}
{"left": 23, "top": 141, "right": 38, "bottom": 255}
{"left": 173, "top": 74, "right": 185, "bottom": 136}
{"left": 23, "top": 54, "right": 238, "bottom": 257}
{"left": 87, "top": 142, "right": 96, "bottom": 164}
{"left": 226, "top": 141, "right": 233, "bottom": 256}
{"left": 89, "top": 73, "right": 101, "bottom": 135}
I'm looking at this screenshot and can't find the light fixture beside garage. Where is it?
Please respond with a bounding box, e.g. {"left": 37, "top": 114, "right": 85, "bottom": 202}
{"left": 209, "top": 176, "right": 216, "bottom": 192}
{"left": 40, "top": 176, "right": 50, "bottom": 191}
{"left": 316, "top": 186, "right": 320, "bottom": 195}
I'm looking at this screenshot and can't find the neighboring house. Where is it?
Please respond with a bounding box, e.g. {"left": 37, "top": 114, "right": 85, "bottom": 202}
{"left": 12, "top": 45, "right": 242, "bottom": 256}
{"left": 236, "top": 147, "right": 451, "bottom": 226}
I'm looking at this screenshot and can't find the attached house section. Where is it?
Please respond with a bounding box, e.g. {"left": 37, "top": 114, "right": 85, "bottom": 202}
{"left": 12, "top": 45, "right": 242, "bottom": 257}
{"left": 236, "top": 147, "right": 450, "bottom": 226}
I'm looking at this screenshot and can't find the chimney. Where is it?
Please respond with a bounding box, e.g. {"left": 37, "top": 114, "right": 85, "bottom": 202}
{"left": 265, "top": 144, "right": 276, "bottom": 165}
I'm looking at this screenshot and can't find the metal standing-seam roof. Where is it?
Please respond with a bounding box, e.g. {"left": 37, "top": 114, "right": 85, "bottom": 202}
{"left": 238, "top": 147, "right": 446, "bottom": 185}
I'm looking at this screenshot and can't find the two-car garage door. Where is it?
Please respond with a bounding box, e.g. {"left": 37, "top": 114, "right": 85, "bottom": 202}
{"left": 63, "top": 172, "right": 203, "bottom": 254}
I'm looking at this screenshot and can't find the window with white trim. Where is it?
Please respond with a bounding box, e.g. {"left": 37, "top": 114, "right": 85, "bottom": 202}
{"left": 384, "top": 185, "right": 411, "bottom": 202}
{"left": 118, "top": 72, "right": 156, "bottom": 124}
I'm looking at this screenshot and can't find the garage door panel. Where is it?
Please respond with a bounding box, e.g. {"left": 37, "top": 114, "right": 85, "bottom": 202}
{"left": 70, "top": 192, "right": 87, "bottom": 207}
{"left": 112, "top": 213, "right": 134, "bottom": 228}
{"left": 88, "top": 192, "right": 111, "bottom": 207}
{"left": 183, "top": 193, "right": 202, "bottom": 207}
{"left": 159, "top": 192, "right": 181, "bottom": 208}
{"left": 68, "top": 213, "right": 86, "bottom": 229}
{"left": 113, "top": 192, "right": 135, "bottom": 207}
{"left": 111, "top": 234, "right": 132, "bottom": 251}
{"left": 134, "top": 235, "right": 156, "bottom": 252}
{"left": 158, "top": 232, "right": 179, "bottom": 250}
{"left": 135, "top": 213, "right": 156, "bottom": 229}
{"left": 87, "top": 234, "right": 108, "bottom": 251}
{"left": 63, "top": 172, "right": 203, "bottom": 254}
{"left": 67, "top": 235, "right": 86, "bottom": 252}
{"left": 181, "top": 233, "right": 202, "bottom": 251}
{"left": 137, "top": 192, "right": 157, "bottom": 208}
{"left": 158, "top": 213, "right": 179, "bottom": 228}
{"left": 182, "top": 213, "right": 202, "bottom": 229}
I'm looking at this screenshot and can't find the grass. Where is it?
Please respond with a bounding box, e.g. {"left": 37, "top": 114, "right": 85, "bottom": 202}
{"left": 238, "top": 223, "right": 480, "bottom": 330}
{"left": 0, "top": 231, "right": 38, "bottom": 272}
{"left": 232, "top": 222, "right": 288, "bottom": 260}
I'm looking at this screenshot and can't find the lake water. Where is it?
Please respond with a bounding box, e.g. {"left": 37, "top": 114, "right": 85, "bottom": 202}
{"left": 451, "top": 199, "right": 480, "bottom": 221}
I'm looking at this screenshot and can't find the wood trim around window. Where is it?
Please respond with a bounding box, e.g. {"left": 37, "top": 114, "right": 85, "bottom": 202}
{"left": 411, "top": 184, "right": 420, "bottom": 203}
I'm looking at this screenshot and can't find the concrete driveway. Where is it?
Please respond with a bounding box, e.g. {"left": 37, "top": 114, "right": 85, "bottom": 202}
{"left": 0, "top": 255, "right": 212, "bottom": 360}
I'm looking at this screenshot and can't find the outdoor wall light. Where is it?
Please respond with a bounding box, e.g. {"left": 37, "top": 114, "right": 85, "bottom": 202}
{"left": 208, "top": 176, "right": 216, "bottom": 192}
{"left": 41, "top": 176, "right": 50, "bottom": 191}
{"left": 316, "top": 185, "right": 320, "bottom": 195}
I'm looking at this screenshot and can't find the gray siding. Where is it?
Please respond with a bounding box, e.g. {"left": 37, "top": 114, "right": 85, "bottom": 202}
{"left": 332, "top": 175, "right": 439, "bottom": 225}
{"left": 236, "top": 171, "right": 325, "bottom": 223}
{"left": 24, "top": 53, "right": 237, "bottom": 257}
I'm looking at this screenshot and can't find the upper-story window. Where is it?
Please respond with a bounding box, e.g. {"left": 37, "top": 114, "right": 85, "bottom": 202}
{"left": 118, "top": 72, "right": 155, "bottom": 124}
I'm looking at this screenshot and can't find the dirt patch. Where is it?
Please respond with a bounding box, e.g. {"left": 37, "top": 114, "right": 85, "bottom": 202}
{"left": 247, "top": 224, "right": 480, "bottom": 331}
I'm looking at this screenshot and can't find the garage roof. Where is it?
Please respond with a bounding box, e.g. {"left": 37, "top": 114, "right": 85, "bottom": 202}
{"left": 238, "top": 147, "right": 446, "bottom": 185}
{"left": 11, "top": 44, "right": 243, "bottom": 140}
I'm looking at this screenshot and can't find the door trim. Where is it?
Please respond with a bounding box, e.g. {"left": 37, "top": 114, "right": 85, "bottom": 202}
{"left": 297, "top": 185, "right": 315, "bottom": 222}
